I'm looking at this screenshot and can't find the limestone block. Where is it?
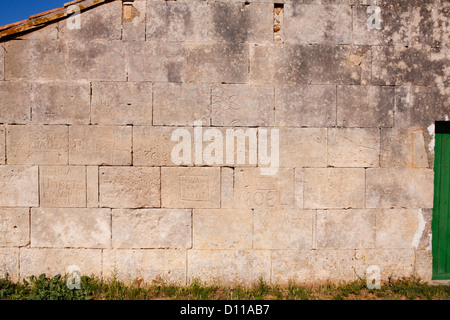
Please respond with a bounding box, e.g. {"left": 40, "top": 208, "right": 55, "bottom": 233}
{"left": 366, "top": 168, "right": 434, "bottom": 208}
{"left": 91, "top": 82, "right": 153, "bottom": 125}
{"left": 0, "top": 126, "right": 4, "bottom": 164}
{"left": 99, "top": 167, "right": 161, "bottom": 208}
{"left": 146, "top": 1, "right": 210, "bottom": 42}
{"left": 153, "top": 83, "right": 211, "bottom": 126}
{"left": 186, "top": 43, "right": 248, "bottom": 83}
{"left": 414, "top": 250, "right": 433, "bottom": 282}
{"left": 32, "top": 81, "right": 90, "bottom": 124}
{"left": 294, "top": 169, "right": 304, "bottom": 209}
{"left": 371, "top": 46, "right": 449, "bottom": 86}
{"left": 127, "top": 42, "right": 186, "bottom": 82}
{"left": 0, "top": 208, "right": 29, "bottom": 247}
{"left": 39, "top": 166, "right": 86, "bottom": 208}
{"left": 275, "top": 85, "right": 336, "bottom": 127}
{"left": 209, "top": 2, "right": 273, "bottom": 43}
{"left": 272, "top": 249, "right": 356, "bottom": 284}
{"left": 188, "top": 250, "right": 271, "bottom": 285}
{"left": 87, "top": 166, "right": 99, "bottom": 208}
{"left": 31, "top": 208, "right": 110, "bottom": 248}
{"left": 103, "top": 249, "right": 187, "bottom": 285}
{"left": 337, "top": 85, "right": 394, "bottom": 127}
{"left": 161, "top": 167, "right": 221, "bottom": 208}
{"left": 112, "top": 209, "right": 190, "bottom": 249}
{"left": 327, "top": 128, "right": 380, "bottom": 167}
{"left": 354, "top": 249, "right": 415, "bottom": 281}
{"left": 279, "top": 128, "right": 327, "bottom": 167}
{"left": 250, "top": 44, "right": 366, "bottom": 85}
{"left": 381, "top": 128, "right": 429, "bottom": 168}
{"left": 0, "top": 81, "right": 32, "bottom": 124}
{"left": 254, "top": 209, "right": 314, "bottom": 249}
{"left": 376, "top": 209, "right": 426, "bottom": 249}
{"left": 221, "top": 167, "right": 234, "bottom": 208}
{"left": 212, "top": 84, "right": 274, "bottom": 127}
{"left": 59, "top": 1, "right": 122, "bottom": 41}
{"left": 69, "top": 126, "right": 132, "bottom": 165}
{"left": 67, "top": 40, "right": 127, "bottom": 81}
{"left": 123, "top": 0, "right": 146, "bottom": 41}
{"left": 410, "top": 4, "right": 450, "bottom": 47}
{"left": 0, "top": 248, "right": 19, "bottom": 281}
{"left": 7, "top": 125, "right": 68, "bottom": 165}
{"left": 316, "top": 210, "right": 376, "bottom": 249}
{"left": 5, "top": 40, "right": 67, "bottom": 80}
{"left": 193, "top": 209, "right": 251, "bottom": 249}
{"left": 285, "top": 4, "right": 352, "bottom": 44}
{"left": 19, "top": 248, "right": 102, "bottom": 279}
{"left": 0, "top": 166, "right": 38, "bottom": 207}
{"left": 395, "top": 86, "right": 450, "bottom": 128}
{"left": 234, "top": 168, "right": 294, "bottom": 209}
{"left": 304, "top": 168, "right": 365, "bottom": 209}
{"left": 353, "top": 4, "right": 410, "bottom": 46}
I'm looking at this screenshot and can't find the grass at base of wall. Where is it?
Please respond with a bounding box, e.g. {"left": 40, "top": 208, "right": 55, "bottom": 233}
{"left": 0, "top": 274, "right": 449, "bottom": 300}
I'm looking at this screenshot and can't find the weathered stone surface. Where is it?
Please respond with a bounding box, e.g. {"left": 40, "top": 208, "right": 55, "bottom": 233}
{"left": 7, "top": 125, "right": 68, "bottom": 165}
{"left": 69, "top": 126, "right": 132, "bottom": 165}
{"left": 188, "top": 250, "right": 271, "bottom": 285}
{"left": 234, "top": 168, "right": 294, "bottom": 209}
{"left": 381, "top": 128, "right": 429, "bottom": 168}
{"left": 254, "top": 209, "right": 313, "bottom": 249}
{"left": 279, "top": 128, "right": 327, "bottom": 167}
{"left": 0, "top": 45, "right": 3, "bottom": 80}
{"left": 32, "top": 82, "right": 90, "bottom": 124}
{"left": 153, "top": 83, "right": 210, "bottom": 126}
{"left": 366, "top": 168, "right": 434, "bottom": 208}
{"left": 0, "top": 126, "right": 4, "bottom": 164}
{"left": 354, "top": 249, "right": 415, "bottom": 281}
{"left": 127, "top": 42, "right": 186, "bottom": 82}
{"left": 221, "top": 168, "right": 234, "bottom": 209}
{"left": 17, "top": 24, "right": 58, "bottom": 40}
{"left": 99, "top": 167, "right": 161, "bottom": 208}
{"left": 103, "top": 249, "right": 187, "bottom": 284}
{"left": 5, "top": 40, "right": 67, "bottom": 80}
{"left": 304, "top": 168, "right": 365, "bottom": 209}
{"left": 67, "top": 41, "right": 127, "bottom": 81}
{"left": 39, "top": 166, "right": 86, "bottom": 208}
{"left": 316, "top": 210, "right": 376, "bottom": 249}
{"left": 193, "top": 209, "right": 252, "bottom": 249}
{"left": 250, "top": 44, "right": 366, "bottom": 84}
{"left": 91, "top": 82, "right": 153, "bottom": 125}
{"left": 212, "top": 84, "right": 274, "bottom": 127}
{"left": 376, "top": 209, "right": 424, "bottom": 249}
{"left": 112, "top": 209, "right": 190, "bottom": 249}
{"left": 0, "top": 166, "right": 38, "bottom": 207}
{"left": 275, "top": 85, "right": 336, "bottom": 127}
{"left": 0, "top": 248, "right": 19, "bottom": 281}
{"left": 337, "top": 86, "right": 394, "bottom": 127}
{"left": 0, "top": 208, "right": 29, "bottom": 247}
{"left": 59, "top": 1, "right": 122, "bottom": 41}
{"left": 19, "top": 248, "right": 102, "bottom": 279}
{"left": 86, "top": 166, "right": 99, "bottom": 208}
{"left": 285, "top": 4, "right": 352, "bottom": 44}
{"left": 161, "top": 167, "right": 221, "bottom": 208}
{"left": 272, "top": 250, "right": 356, "bottom": 284}
{"left": 294, "top": 169, "right": 304, "bottom": 209}
{"left": 146, "top": 1, "right": 210, "bottom": 42}
{"left": 395, "top": 86, "right": 450, "bottom": 128}
{"left": 327, "top": 128, "right": 380, "bottom": 167}
{"left": 209, "top": 2, "right": 273, "bottom": 43}
{"left": 31, "top": 208, "right": 110, "bottom": 248}
{"left": 415, "top": 250, "right": 433, "bottom": 282}
{"left": 122, "top": 1, "right": 146, "bottom": 41}
{"left": 410, "top": 4, "right": 450, "bottom": 47}
{"left": 0, "top": 81, "right": 32, "bottom": 124}
{"left": 186, "top": 43, "right": 248, "bottom": 83}
{"left": 353, "top": 4, "right": 410, "bottom": 46}
{"left": 371, "top": 46, "right": 449, "bottom": 86}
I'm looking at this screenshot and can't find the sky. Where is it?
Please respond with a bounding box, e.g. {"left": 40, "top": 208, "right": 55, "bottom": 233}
{"left": 0, "top": 0, "right": 66, "bottom": 26}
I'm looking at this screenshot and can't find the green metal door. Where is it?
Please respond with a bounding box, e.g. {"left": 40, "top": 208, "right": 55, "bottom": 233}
{"left": 432, "top": 122, "right": 450, "bottom": 280}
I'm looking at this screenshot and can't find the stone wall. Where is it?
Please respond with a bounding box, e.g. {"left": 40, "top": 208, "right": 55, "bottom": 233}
{"left": 0, "top": 0, "right": 448, "bottom": 285}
